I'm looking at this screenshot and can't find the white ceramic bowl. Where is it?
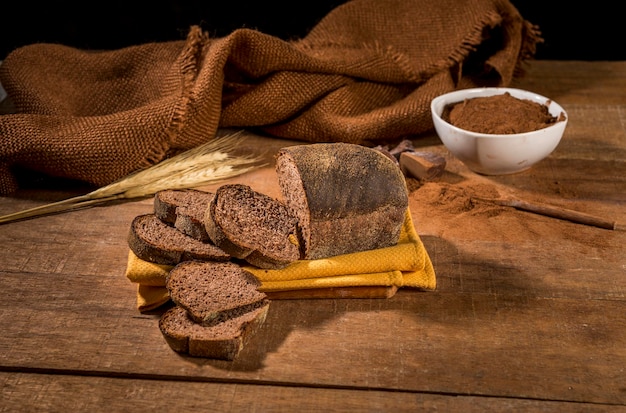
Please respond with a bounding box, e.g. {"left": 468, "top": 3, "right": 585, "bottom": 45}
{"left": 431, "top": 87, "right": 568, "bottom": 175}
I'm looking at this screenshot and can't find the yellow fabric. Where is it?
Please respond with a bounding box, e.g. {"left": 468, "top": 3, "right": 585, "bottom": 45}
{"left": 125, "top": 210, "right": 436, "bottom": 310}
{"left": 136, "top": 285, "right": 171, "bottom": 313}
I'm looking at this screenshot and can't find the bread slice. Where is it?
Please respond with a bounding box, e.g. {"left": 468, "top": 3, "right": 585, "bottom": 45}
{"left": 166, "top": 260, "right": 268, "bottom": 324}
{"left": 159, "top": 303, "right": 269, "bottom": 360}
{"left": 128, "top": 214, "right": 230, "bottom": 265}
{"left": 275, "top": 143, "right": 409, "bottom": 260}
{"left": 154, "top": 189, "right": 214, "bottom": 242}
{"left": 204, "top": 184, "right": 301, "bottom": 269}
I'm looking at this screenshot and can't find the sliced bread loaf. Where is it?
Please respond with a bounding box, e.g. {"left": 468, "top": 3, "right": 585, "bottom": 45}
{"left": 275, "top": 142, "right": 409, "bottom": 260}
{"left": 159, "top": 303, "right": 269, "bottom": 360}
{"left": 128, "top": 214, "right": 230, "bottom": 265}
{"left": 166, "top": 260, "right": 268, "bottom": 324}
{"left": 204, "top": 184, "right": 301, "bottom": 269}
{"left": 154, "top": 189, "right": 214, "bottom": 242}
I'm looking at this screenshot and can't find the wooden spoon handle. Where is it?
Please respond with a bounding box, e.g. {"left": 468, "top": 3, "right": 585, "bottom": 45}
{"left": 472, "top": 197, "right": 622, "bottom": 231}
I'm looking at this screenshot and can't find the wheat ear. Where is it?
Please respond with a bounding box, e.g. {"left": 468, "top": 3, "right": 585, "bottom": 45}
{"left": 0, "top": 131, "right": 266, "bottom": 224}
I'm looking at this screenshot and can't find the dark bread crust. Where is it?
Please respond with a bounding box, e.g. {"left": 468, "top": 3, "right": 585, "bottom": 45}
{"left": 128, "top": 214, "right": 230, "bottom": 265}
{"left": 159, "top": 303, "right": 269, "bottom": 360}
{"left": 275, "top": 143, "right": 409, "bottom": 260}
{"left": 204, "top": 196, "right": 253, "bottom": 260}
{"left": 154, "top": 189, "right": 214, "bottom": 242}
{"left": 204, "top": 184, "right": 301, "bottom": 269}
{"left": 153, "top": 190, "right": 183, "bottom": 225}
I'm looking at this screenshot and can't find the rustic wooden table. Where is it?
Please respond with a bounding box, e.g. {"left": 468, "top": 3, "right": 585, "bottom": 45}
{"left": 1, "top": 61, "right": 625, "bottom": 412}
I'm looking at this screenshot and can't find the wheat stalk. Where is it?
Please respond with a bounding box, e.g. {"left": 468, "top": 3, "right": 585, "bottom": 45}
{"left": 0, "top": 131, "right": 266, "bottom": 224}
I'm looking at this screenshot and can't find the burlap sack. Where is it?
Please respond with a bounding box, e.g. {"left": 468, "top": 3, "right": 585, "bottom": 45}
{"left": 0, "top": 0, "right": 541, "bottom": 194}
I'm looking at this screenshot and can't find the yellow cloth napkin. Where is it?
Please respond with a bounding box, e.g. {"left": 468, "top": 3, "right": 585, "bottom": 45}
{"left": 125, "top": 210, "right": 436, "bottom": 312}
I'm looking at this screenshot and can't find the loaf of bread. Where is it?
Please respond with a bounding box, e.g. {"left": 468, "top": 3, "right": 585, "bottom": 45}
{"left": 154, "top": 189, "right": 214, "bottom": 242}
{"left": 204, "top": 183, "right": 301, "bottom": 269}
{"left": 160, "top": 260, "right": 270, "bottom": 360}
{"left": 275, "top": 143, "right": 409, "bottom": 260}
{"left": 128, "top": 214, "right": 230, "bottom": 265}
{"left": 132, "top": 142, "right": 411, "bottom": 360}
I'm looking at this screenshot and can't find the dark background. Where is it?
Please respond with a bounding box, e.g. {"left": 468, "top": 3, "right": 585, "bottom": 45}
{"left": 0, "top": 1, "right": 623, "bottom": 61}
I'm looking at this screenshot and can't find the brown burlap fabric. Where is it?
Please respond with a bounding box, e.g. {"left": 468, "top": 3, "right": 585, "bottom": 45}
{"left": 0, "top": 0, "right": 541, "bottom": 195}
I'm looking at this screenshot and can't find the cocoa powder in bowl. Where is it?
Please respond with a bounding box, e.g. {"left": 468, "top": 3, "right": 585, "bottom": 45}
{"left": 442, "top": 92, "right": 566, "bottom": 134}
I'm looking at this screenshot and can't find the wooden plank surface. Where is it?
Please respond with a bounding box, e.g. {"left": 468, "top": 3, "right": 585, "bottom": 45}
{"left": 4, "top": 372, "right": 622, "bottom": 413}
{"left": 1, "top": 60, "right": 625, "bottom": 411}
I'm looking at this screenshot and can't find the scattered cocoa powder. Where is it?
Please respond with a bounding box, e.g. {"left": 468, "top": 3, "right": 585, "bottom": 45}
{"left": 442, "top": 92, "right": 566, "bottom": 134}
{"left": 408, "top": 178, "right": 614, "bottom": 248}
{"left": 412, "top": 181, "right": 500, "bottom": 215}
